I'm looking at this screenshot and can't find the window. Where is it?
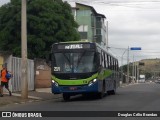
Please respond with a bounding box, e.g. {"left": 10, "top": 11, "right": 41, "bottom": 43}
{"left": 96, "top": 17, "right": 101, "bottom": 22}
{"left": 105, "top": 54, "right": 108, "bottom": 68}
{"left": 110, "top": 57, "right": 113, "bottom": 70}
{"left": 96, "top": 29, "right": 101, "bottom": 35}
{"left": 53, "top": 52, "right": 98, "bottom": 73}
{"left": 78, "top": 10, "right": 90, "bottom": 16}
{"left": 78, "top": 25, "right": 83, "bottom": 32}
{"left": 84, "top": 25, "right": 88, "bottom": 32}
{"left": 78, "top": 25, "right": 88, "bottom": 32}
{"left": 101, "top": 51, "right": 104, "bottom": 67}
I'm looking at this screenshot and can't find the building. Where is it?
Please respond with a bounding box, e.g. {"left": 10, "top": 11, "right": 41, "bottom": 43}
{"left": 70, "top": 2, "right": 108, "bottom": 48}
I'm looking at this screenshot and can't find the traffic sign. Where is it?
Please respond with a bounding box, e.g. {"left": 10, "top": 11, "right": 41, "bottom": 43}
{"left": 130, "top": 47, "right": 141, "bottom": 50}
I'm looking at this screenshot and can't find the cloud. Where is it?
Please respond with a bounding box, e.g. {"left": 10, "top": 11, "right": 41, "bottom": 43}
{"left": 0, "top": 0, "right": 10, "bottom": 6}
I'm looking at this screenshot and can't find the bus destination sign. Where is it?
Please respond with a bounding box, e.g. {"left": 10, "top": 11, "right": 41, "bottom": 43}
{"left": 65, "top": 44, "right": 83, "bottom": 49}
{"left": 57, "top": 44, "right": 91, "bottom": 50}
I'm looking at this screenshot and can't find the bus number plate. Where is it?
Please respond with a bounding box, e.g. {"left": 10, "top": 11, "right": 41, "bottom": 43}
{"left": 69, "top": 87, "right": 77, "bottom": 90}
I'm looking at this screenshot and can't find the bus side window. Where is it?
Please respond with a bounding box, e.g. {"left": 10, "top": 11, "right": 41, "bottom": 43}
{"left": 108, "top": 55, "right": 110, "bottom": 69}
{"left": 105, "top": 54, "right": 108, "bottom": 69}
{"left": 109, "top": 56, "right": 112, "bottom": 70}
{"left": 104, "top": 53, "right": 106, "bottom": 68}
{"left": 101, "top": 51, "right": 104, "bottom": 67}
{"left": 113, "top": 59, "right": 115, "bottom": 71}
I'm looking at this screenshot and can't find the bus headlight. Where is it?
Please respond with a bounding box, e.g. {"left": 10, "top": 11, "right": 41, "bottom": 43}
{"left": 93, "top": 79, "right": 97, "bottom": 82}
{"left": 88, "top": 79, "right": 97, "bottom": 86}
{"left": 52, "top": 80, "right": 59, "bottom": 87}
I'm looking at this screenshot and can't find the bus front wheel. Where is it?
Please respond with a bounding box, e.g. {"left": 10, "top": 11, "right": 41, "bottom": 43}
{"left": 63, "top": 93, "right": 70, "bottom": 101}
{"left": 97, "top": 82, "right": 105, "bottom": 98}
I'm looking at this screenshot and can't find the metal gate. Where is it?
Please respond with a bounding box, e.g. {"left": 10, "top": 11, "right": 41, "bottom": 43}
{"left": 11, "top": 57, "right": 34, "bottom": 92}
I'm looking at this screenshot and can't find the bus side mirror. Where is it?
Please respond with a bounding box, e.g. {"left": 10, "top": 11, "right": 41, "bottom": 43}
{"left": 46, "top": 53, "right": 51, "bottom": 67}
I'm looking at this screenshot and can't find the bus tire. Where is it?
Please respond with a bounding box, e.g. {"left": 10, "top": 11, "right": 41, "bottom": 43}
{"left": 111, "top": 89, "right": 116, "bottom": 95}
{"left": 63, "top": 93, "right": 70, "bottom": 101}
{"left": 107, "top": 81, "right": 116, "bottom": 95}
{"left": 112, "top": 81, "right": 116, "bottom": 95}
{"left": 98, "top": 82, "right": 105, "bottom": 98}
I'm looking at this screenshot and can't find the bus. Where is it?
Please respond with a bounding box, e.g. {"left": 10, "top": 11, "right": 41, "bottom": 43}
{"left": 48, "top": 42, "right": 120, "bottom": 101}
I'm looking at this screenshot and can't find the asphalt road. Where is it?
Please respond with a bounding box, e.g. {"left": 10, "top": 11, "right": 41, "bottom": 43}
{"left": 1, "top": 82, "right": 160, "bottom": 120}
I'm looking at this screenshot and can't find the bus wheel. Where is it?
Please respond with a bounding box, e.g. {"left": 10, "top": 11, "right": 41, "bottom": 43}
{"left": 111, "top": 89, "right": 116, "bottom": 95}
{"left": 63, "top": 93, "right": 70, "bottom": 101}
{"left": 112, "top": 81, "right": 116, "bottom": 95}
{"left": 98, "top": 82, "right": 105, "bottom": 98}
{"left": 109, "top": 82, "right": 116, "bottom": 95}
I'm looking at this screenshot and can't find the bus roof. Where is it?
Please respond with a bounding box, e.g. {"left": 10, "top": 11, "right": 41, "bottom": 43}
{"left": 57, "top": 40, "right": 90, "bottom": 44}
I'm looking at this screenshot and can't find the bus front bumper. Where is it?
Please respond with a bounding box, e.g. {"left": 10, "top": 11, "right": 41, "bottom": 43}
{"left": 51, "top": 81, "right": 99, "bottom": 94}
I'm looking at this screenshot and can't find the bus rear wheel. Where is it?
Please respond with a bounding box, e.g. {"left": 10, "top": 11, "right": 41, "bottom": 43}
{"left": 108, "top": 89, "right": 116, "bottom": 95}
{"left": 63, "top": 93, "right": 70, "bottom": 101}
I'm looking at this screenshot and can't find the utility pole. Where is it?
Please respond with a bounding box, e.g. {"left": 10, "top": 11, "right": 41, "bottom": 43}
{"left": 132, "top": 55, "right": 134, "bottom": 82}
{"left": 137, "top": 65, "right": 139, "bottom": 83}
{"left": 121, "top": 49, "right": 127, "bottom": 83}
{"left": 127, "top": 46, "right": 130, "bottom": 83}
{"left": 135, "top": 62, "right": 137, "bottom": 82}
{"left": 21, "top": 0, "right": 28, "bottom": 99}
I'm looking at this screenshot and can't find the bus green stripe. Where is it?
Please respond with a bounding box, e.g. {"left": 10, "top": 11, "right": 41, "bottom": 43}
{"left": 51, "top": 73, "right": 98, "bottom": 85}
{"left": 97, "top": 69, "right": 112, "bottom": 80}
{"left": 51, "top": 69, "right": 113, "bottom": 86}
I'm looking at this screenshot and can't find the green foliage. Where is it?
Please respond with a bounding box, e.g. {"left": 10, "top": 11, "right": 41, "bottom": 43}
{"left": 0, "top": 0, "right": 80, "bottom": 59}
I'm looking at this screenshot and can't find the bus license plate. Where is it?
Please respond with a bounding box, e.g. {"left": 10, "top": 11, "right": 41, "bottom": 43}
{"left": 69, "top": 87, "right": 77, "bottom": 90}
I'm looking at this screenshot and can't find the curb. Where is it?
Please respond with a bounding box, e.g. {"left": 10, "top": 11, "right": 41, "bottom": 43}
{"left": 4, "top": 93, "right": 42, "bottom": 100}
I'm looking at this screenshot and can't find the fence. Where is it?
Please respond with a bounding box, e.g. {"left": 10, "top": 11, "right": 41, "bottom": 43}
{"left": 11, "top": 57, "right": 34, "bottom": 92}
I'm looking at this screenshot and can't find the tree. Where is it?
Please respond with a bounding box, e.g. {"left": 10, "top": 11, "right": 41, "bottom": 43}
{"left": 0, "top": 0, "right": 80, "bottom": 59}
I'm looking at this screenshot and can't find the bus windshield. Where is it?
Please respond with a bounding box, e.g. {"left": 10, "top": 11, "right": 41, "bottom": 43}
{"left": 53, "top": 51, "right": 98, "bottom": 73}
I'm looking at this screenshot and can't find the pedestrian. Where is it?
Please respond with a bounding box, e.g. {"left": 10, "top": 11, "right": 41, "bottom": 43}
{"left": 0, "top": 64, "right": 12, "bottom": 97}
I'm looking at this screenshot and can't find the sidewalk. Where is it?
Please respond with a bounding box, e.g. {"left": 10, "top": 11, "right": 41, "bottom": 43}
{"left": 0, "top": 88, "right": 62, "bottom": 107}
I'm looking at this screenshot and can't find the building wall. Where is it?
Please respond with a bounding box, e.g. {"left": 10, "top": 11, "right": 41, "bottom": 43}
{"left": 35, "top": 59, "right": 51, "bottom": 88}
{"left": 101, "top": 18, "right": 107, "bottom": 47}
{"left": 71, "top": 3, "right": 107, "bottom": 48}
{"left": 76, "top": 10, "right": 92, "bottom": 41}
{"left": 76, "top": 3, "right": 106, "bottom": 45}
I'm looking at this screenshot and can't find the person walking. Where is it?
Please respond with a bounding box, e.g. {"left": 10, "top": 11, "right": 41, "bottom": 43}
{"left": 0, "top": 64, "right": 12, "bottom": 97}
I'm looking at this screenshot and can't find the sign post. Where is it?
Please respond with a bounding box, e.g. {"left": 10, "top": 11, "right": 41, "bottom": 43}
{"left": 130, "top": 47, "right": 141, "bottom": 50}
{"left": 130, "top": 47, "right": 142, "bottom": 83}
